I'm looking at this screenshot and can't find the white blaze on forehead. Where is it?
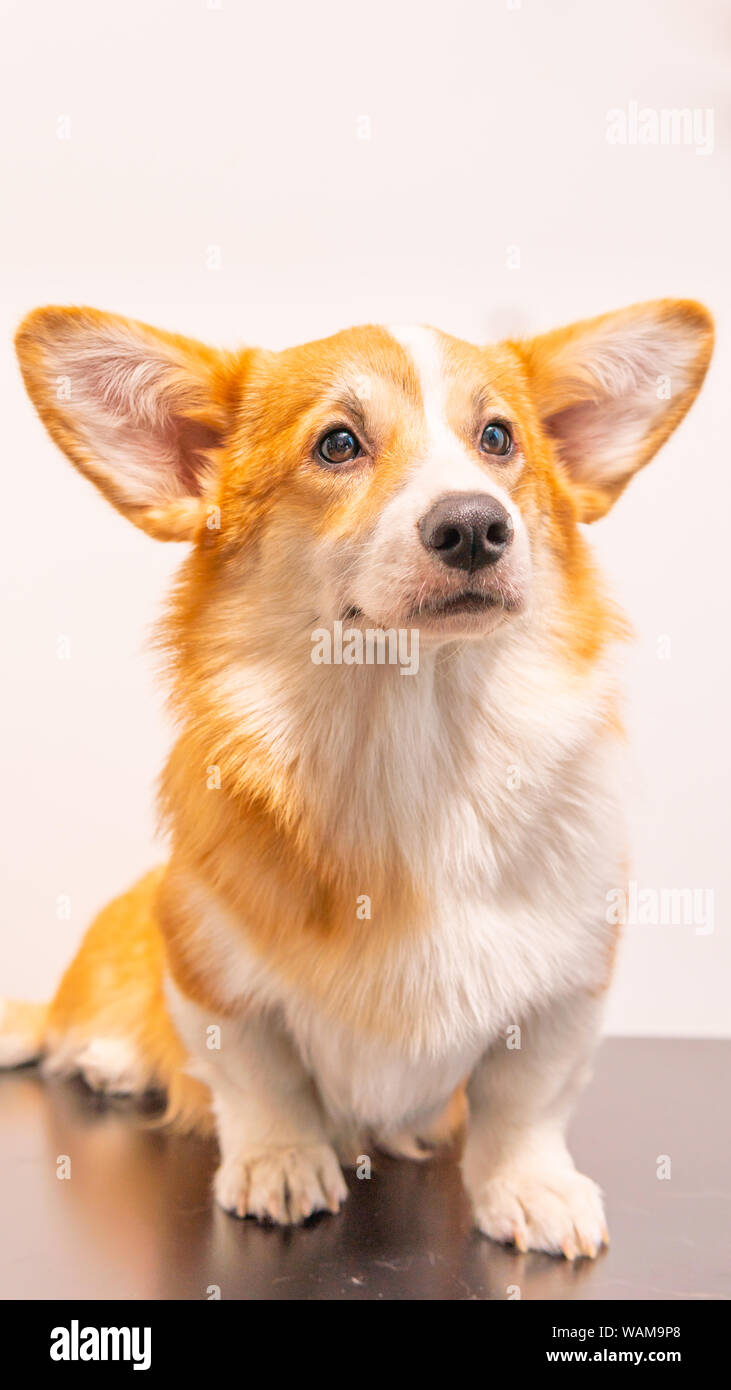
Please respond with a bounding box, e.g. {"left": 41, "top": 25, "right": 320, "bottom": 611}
{"left": 387, "top": 324, "right": 453, "bottom": 442}
{"left": 385, "top": 324, "right": 519, "bottom": 520}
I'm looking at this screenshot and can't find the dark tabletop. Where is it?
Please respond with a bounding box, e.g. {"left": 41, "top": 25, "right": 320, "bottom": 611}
{"left": 0, "top": 1038, "right": 727, "bottom": 1300}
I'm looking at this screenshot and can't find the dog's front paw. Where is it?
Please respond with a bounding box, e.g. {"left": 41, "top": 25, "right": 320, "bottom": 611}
{"left": 470, "top": 1166, "right": 608, "bottom": 1259}
{"left": 214, "top": 1143, "right": 348, "bottom": 1225}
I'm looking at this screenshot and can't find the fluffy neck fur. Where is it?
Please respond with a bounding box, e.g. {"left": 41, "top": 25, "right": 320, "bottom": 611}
{"left": 159, "top": 543, "right": 625, "bottom": 917}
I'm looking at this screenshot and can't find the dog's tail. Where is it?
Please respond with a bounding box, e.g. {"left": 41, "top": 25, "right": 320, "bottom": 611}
{"left": 0, "top": 999, "right": 49, "bottom": 1068}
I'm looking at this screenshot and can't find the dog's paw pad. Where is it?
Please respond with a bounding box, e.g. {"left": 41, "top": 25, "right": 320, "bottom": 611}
{"left": 214, "top": 1144, "right": 348, "bottom": 1226}
{"left": 471, "top": 1166, "right": 607, "bottom": 1259}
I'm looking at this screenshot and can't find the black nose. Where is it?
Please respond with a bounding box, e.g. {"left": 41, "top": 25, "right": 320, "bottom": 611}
{"left": 418, "top": 492, "right": 514, "bottom": 572}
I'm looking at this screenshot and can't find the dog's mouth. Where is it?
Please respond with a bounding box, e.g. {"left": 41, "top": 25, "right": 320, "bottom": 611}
{"left": 411, "top": 590, "right": 503, "bottom": 620}
{"left": 340, "top": 588, "right": 522, "bottom": 631}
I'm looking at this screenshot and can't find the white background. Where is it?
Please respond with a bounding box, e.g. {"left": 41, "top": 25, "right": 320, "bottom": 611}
{"left": 1, "top": 0, "right": 728, "bottom": 1034}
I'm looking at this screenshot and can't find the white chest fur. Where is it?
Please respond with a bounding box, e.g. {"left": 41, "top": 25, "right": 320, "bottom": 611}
{"left": 171, "top": 740, "right": 624, "bottom": 1132}
{"left": 172, "top": 624, "right": 626, "bottom": 1132}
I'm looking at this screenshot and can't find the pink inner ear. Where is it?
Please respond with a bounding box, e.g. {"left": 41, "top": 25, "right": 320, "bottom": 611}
{"left": 62, "top": 335, "right": 224, "bottom": 506}
{"left": 172, "top": 418, "right": 223, "bottom": 497}
{"left": 536, "top": 310, "right": 710, "bottom": 492}
{"left": 544, "top": 399, "right": 615, "bottom": 477}
{"left": 544, "top": 391, "right": 660, "bottom": 487}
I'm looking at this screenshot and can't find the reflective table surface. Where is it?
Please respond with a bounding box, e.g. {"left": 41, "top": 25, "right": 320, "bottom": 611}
{"left": 0, "top": 1039, "right": 727, "bottom": 1300}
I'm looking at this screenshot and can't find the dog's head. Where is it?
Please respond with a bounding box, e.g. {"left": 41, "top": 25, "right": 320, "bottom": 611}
{"left": 15, "top": 301, "right": 713, "bottom": 653}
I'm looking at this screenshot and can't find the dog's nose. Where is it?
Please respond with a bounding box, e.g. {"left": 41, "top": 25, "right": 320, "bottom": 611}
{"left": 418, "top": 493, "right": 514, "bottom": 571}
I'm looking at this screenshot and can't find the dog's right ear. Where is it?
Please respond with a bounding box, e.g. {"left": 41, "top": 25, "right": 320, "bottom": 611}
{"left": 15, "top": 306, "right": 241, "bottom": 540}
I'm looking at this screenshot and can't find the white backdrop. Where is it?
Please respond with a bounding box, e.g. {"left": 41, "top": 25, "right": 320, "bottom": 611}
{"left": 1, "top": 0, "right": 728, "bottom": 1034}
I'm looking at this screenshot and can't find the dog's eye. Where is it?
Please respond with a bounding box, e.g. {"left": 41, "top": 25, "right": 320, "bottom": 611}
{"left": 318, "top": 429, "right": 361, "bottom": 465}
{"left": 480, "top": 422, "right": 513, "bottom": 457}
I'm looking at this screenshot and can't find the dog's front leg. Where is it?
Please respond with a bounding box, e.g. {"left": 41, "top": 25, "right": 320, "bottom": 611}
{"left": 168, "top": 984, "right": 347, "bottom": 1225}
{"left": 462, "top": 991, "right": 608, "bottom": 1258}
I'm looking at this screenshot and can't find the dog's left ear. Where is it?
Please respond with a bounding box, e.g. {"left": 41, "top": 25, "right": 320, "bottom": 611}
{"left": 517, "top": 299, "right": 714, "bottom": 522}
{"left": 15, "top": 306, "right": 241, "bottom": 540}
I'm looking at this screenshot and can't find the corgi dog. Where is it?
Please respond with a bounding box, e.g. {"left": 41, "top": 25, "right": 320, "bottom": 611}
{"left": 4, "top": 299, "right": 712, "bottom": 1257}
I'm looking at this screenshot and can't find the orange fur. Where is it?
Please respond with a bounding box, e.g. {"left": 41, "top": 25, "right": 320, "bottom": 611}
{"left": 45, "top": 870, "right": 212, "bottom": 1133}
{"left": 5, "top": 299, "right": 714, "bottom": 1151}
